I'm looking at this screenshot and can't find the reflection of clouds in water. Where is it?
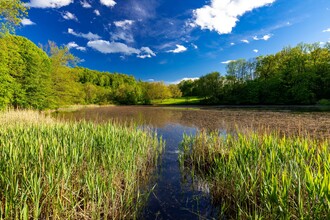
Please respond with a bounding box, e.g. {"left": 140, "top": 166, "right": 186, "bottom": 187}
{"left": 56, "top": 106, "right": 330, "bottom": 138}
{"left": 167, "top": 150, "right": 180, "bottom": 154}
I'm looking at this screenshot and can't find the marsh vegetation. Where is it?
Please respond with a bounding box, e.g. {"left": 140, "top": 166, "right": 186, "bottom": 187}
{"left": 0, "top": 110, "right": 163, "bottom": 219}
{"left": 56, "top": 106, "right": 330, "bottom": 219}
{"left": 181, "top": 131, "right": 329, "bottom": 219}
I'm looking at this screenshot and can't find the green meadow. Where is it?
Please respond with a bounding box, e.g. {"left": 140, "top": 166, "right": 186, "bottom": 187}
{"left": 151, "top": 97, "right": 202, "bottom": 105}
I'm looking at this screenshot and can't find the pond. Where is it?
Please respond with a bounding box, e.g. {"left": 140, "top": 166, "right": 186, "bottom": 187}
{"left": 55, "top": 106, "right": 330, "bottom": 219}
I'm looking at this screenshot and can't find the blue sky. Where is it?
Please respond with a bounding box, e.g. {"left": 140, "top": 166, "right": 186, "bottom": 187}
{"left": 18, "top": 0, "right": 330, "bottom": 84}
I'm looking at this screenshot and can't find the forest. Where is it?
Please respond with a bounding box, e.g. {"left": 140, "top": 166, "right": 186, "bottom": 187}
{"left": 1, "top": 34, "right": 330, "bottom": 110}
{"left": 0, "top": 34, "right": 184, "bottom": 110}
{"left": 179, "top": 43, "right": 330, "bottom": 105}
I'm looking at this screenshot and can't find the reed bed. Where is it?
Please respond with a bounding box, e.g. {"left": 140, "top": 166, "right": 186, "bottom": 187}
{"left": 0, "top": 110, "right": 163, "bottom": 219}
{"left": 180, "top": 131, "right": 330, "bottom": 219}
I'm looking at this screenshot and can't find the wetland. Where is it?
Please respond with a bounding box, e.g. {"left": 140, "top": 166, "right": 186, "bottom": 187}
{"left": 55, "top": 106, "right": 330, "bottom": 219}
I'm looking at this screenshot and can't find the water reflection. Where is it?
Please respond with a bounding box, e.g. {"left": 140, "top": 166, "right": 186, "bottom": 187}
{"left": 56, "top": 106, "right": 330, "bottom": 138}
{"left": 54, "top": 106, "right": 330, "bottom": 219}
{"left": 142, "top": 124, "right": 219, "bottom": 219}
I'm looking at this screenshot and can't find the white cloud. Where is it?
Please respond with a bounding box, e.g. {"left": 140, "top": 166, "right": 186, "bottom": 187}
{"left": 253, "top": 49, "right": 259, "bottom": 53}
{"left": 221, "top": 60, "right": 236, "bottom": 64}
{"left": 111, "top": 31, "right": 134, "bottom": 43}
{"left": 80, "top": 0, "right": 92, "bottom": 8}
{"left": 100, "top": 0, "right": 116, "bottom": 7}
{"left": 167, "top": 45, "right": 187, "bottom": 53}
{"left": 87, "top": 40, "right": 155, "bottom": 59}
{"left": 137, "top": 55, "right": 152, "bottom": 59}
{"left": 137, "top": 47, "right": 156, "bottom": 59}
{"left": 88, "top": 40, "right": 140, "bottom": 55}
{"left": 230, "top": 42, "right": 235, "bottom": 46}
{"left": 253, "top": 34, "right": 272, "bottom": 41}
{"left": 66, "top": 42, "right": 86, "bottom": 51}
{"left": 170, "top": 77, "right": 199, "bottom": 85}
{"left": 26, "top": 0, "right": 73, "bottom": 8}
{"left": 21, "top": 18, "right": 36, "bottom": 26}
{"left": 68, "top": 28, "right": 101, "bottom": 40}
{"left": 94, "top": 10, "right": 101, "bottom": 16}
{"left": 114, "top": 20, "right": 134, "bottom": 29}
{"left": 323, "top": 28, "right": 330, "bottom": 33}
{"left": 193, "top": 0, "right": 275, "bottom": 34}
{"left": 62, "top": 11, "right": 78, "bottom": 21}
{"left": 191, "top": 43, "right": 198, "bottom": 49}
{"left": 111, "top": 20, "right": 135, "bottom": 43}
{"left": 67, "top": 42, "right": 79, "bottom": 49}
{"left": 241, "top": 39, "right": 249, "bottom": 44}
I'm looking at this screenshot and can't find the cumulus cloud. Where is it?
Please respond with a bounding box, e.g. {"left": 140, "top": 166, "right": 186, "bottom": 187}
{"left": 137, "top": 47, "right": 156, "bottom": 59}
{"left": 62, "top": 11, "right": 78, "bottom": 21}
{"left": 221, "top": 60, "right": 236, "bottom": 64}
{"left": 230, "top": 42, "right": 235, "bottom": 46}
{"left": 323, "top": 28, "right": 330, "bottom": 33}
{"left": 26, "top": 0, "right": 73, "bottom": 8}
{"left": 21, "top": 18, "right": 36, "bottom": 26}
{"left": 167, "top": 45, "right": 187, "bottom": 53}
{"left": 100, "top": 0, "right": 116, "bottom": 8}
{"left": 193, "top": 0, "right": 276, "bottom": 34}
{"left": 253, "top": 49, "right": 259, "bottom": 53}
{"left": 253, "top": 34, "right": 272, "bottom": 41}
{"left": 88, "top": 40, "right": 139, "bottom": 54}
{"left": 68, "top": 28, "right": 101, "bottom": 40}
{"left": 87, "top": 40, "right": 156, "bottom": 58}
{"left": 66, "top": 42, "right": 86, "bottom": 51}
{"left": 94, "top": 10, "right": 101, "bottom": 16}
{"left": 113, "top": 20, "right": 134, "bottom": 29}
{"left": 241, "top": 39, "right": 249, "bottom": 44}
{"left": 80, "top": 0, "right": 92, "bottom": 8}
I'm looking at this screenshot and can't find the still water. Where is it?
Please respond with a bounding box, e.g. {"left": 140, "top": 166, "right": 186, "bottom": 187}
{"left": 142, "top": 124, "right": 219, "bottom": 219}
{"left": 55, "top": 106, "right": 330, "bottom": 219}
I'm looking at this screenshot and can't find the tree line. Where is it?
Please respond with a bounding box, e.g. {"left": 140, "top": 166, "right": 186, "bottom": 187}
{"left": 179, "top": 43, "right": 330, "bottom": 105}
{"left": 0, "top": 35, "right": 182, "bottom": 110}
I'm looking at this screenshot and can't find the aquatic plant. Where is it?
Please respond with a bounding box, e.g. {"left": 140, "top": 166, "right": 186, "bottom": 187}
{"left": 0, "top": 110, "right": 163, "bottom": 219}
{"left": 180, "top": 131, "right": 330, "bottom": 219}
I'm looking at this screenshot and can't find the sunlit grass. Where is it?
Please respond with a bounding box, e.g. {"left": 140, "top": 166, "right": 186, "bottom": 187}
{"left": 0, "top": 110, "right": 163, "bottom": 219}
{"left": 180, "top": 131, "right": 330, "bottom": 219}
{"left": 151, "top": 97, "right": 202, "bottom": 105}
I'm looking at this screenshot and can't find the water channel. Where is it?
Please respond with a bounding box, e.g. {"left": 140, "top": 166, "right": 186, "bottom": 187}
{"left": 55, "top": 106, "right": 330, "bottom": 219}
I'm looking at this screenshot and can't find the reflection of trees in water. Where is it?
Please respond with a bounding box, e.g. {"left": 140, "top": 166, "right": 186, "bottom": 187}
{"left": 56, "top": 106, "right": 183, "bottom": 128}
{"left": 56, "top": 107, "right": 330, "bottom": 139}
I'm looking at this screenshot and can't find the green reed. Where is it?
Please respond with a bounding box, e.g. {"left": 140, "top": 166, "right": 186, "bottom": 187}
{"left": 180, "top": 131, "right": 329, "bottom": 219}
{"left": 0, "top": 110, "right": 163, "bottom": 219}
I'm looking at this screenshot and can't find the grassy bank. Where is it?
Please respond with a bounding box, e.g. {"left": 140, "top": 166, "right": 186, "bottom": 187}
{"left": 180, "top": 131, "right": 329, "bottom": 219}
{"left": 151, "top": 97, "right": 202, "bottom": 105}
{"left": 0, "top": 110, "right": 163, "bottom": 219}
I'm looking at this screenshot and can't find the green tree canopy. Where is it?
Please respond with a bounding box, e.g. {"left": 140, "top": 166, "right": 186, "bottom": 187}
{"left": 0, "top": 35, "right": 52, "bottom": 109}
{"left": 0, "top": 0, "right": 27, "bottom": 33}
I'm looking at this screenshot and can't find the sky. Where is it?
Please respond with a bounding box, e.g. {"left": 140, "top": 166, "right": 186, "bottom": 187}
{"left": 17, "top": 0, "right": 330, "bottom": 84}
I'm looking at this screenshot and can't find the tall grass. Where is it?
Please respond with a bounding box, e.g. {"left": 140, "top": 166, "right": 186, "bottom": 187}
{"left": 180, "top": 131, "right": 330, "bottom": 219}
{"left": 0, "top": 110, "right": 163, "bottom": 219}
